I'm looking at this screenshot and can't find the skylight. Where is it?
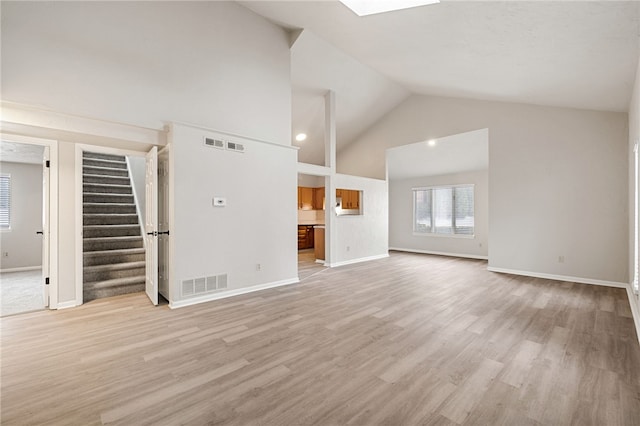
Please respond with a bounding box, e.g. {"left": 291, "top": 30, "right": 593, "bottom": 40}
{"left": 339, "top": 0, "right": 439, "bottom": 17}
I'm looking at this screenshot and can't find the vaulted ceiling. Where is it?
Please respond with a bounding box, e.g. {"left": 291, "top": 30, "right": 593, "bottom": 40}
{"left": 241, "top": 1, "right": 640, "bottom": 165}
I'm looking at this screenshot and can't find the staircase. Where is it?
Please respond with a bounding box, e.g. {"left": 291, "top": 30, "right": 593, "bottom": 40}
{"left": 83, "top": 152, "right": 145, "bottom": 302}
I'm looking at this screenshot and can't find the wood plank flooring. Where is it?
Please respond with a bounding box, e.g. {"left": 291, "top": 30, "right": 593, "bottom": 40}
{"left": 2, "top": 252, "right": 639, "bottom": 425}
{"left": 298, "top": 248, "right": 326, "bottom": 280}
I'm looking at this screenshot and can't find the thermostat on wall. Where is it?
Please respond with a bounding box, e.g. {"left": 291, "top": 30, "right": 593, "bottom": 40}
{"left": 213, "top": 197, "right": 226, "bottom": 207}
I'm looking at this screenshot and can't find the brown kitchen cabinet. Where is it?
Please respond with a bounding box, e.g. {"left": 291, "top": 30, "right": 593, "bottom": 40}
{"left": 297, "top": 225, "right": 315, "bottom": 250}
{"left": 314, "top": 187, "right": 325, "bottom": 210}
{"left": 337, "top": 189, "right": 360, "bottom": 209}
{"left": 314, "top": 227, "right": 325, "bottom": 260}
{"left": 298, "top": 187, "right": 314, "bottom": 210}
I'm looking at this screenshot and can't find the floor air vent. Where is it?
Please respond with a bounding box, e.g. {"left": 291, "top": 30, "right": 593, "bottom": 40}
{"left": 182, "top": 273, "right": 228, "bottom": 297}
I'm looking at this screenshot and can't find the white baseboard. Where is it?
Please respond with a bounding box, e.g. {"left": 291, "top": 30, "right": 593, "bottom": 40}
{"left": 169, "top": 277, "right": 299, "bottom": 309}
{"left": 626, "top": 285, "right": 640, "bottom": 344}
{"left": 389, "top": 247, "right": 488, "bottom": 261}
{"left": 56, "top": 300, "right": 79, "bottom": 310}
{"left": 326, "top": 253, "right": 389, "bottom": 268}
{"left": 0, "top": 266, "right": 42, "bottom": 273}
{"left": 487, "top": 266, "right": 627, "bottom": 288}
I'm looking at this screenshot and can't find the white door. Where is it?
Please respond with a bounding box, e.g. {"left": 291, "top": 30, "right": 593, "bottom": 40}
{"left": 42, "top": 147, "right": 50, "bottom": 307}
{"left": 157, "top": 147, "right": 170, "bottom": 300}
{"left": 145, "top": 147, "right": 158, "bottom": 305}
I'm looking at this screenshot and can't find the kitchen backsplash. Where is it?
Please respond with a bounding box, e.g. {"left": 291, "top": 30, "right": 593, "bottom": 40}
{"left": 298, "top": 209, "right": 325, "bottom": 225}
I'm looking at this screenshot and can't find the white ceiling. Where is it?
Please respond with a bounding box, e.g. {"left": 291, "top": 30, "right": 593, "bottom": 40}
{"left": 290, "top": 30, "right": 409, "bottom": 165}
{"left": 387, "top": 128, "right": 488, "bottom": 180}
{"left": 0, "top": 141, "right": 44, "bottom": 165}
{"left": 242, "top": 0, "right": 640, "bottom": 164}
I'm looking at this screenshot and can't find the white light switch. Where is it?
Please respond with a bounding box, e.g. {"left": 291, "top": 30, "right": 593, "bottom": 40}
{"left": 213, "top": 197, "right": 226, "bottom": 207}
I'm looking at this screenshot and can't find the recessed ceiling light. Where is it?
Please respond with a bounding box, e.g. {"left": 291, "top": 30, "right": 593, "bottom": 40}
{"left": 295, "top": 133, "right": 307, "bottom": 142}
{"left": 427, "top": 140, "right": 437, "bottom": 147}
{"left": 340, "top": 0, "right": 439, "bottom": 17}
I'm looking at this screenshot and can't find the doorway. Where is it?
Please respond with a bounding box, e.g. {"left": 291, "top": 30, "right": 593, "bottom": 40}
{"left": 75, "top": 144, "right": 160, "bottom": 306}
{"left": 297, "top": 173, "right": 327, "bottom": 280}
{"left": 0, "top": 135, "right": 57, "bottom": 315}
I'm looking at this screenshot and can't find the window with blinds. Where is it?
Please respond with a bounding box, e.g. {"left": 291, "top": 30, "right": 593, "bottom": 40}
{"left": 413, "top": 185, "right": 474, "bottom": 236}
{"left": 0, "top": 174, "right": 10, "bottom": 229}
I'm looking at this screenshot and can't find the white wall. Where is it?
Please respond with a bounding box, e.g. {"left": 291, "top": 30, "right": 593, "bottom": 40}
{"left": 298, "top": 174, "right": 324, "bottom": 188}
{"left": 331, "top": 174, "right": 388, "bottom": 266}
{"left": 2, "top": 1, "right": 292, "bottom": 306}
{"left": 340, "top": 95, "right": 629, "bottom": 284}
{"left": 629, "top": 58, "right": 640, "bottom": 318}
{"left": 0, "top": 162, "right": 42, "bottom": 270}
{"left": 127, "top": 156, "right": 146, "bottom": 234}
{"left": 171, "top": 124, "right": 297, "bottom": 306}
{"left": 389, "top": 170, "right": 488, "bottom": 259}
{"left": 1, "top": 1, "right": 291, "bottom": 144}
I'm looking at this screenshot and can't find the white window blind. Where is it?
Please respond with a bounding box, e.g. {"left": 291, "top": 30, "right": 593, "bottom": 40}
{"left": 0, "top": 174, "right": 10, "bottom": 229}
{"left": 413, "top": 185, "right": 474, "bottom": 236}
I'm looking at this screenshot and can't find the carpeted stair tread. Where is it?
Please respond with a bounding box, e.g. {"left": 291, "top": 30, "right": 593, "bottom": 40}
{"left": 83, "top": 183, "right": 133, "bottom": 194}
{"left": 83, "top": 224, "right": 140, "bottom": 228}
{"left": 83, "top": 248, "right": 145, "bottom": 266}
{"left": 82, "top": 165, "right": 129, "bottom": 177}
{"left": 83, "top": 174, "right": 130, "bottom": 185}
{"left": 83, "top": 261, "right": 146, "bottom": 273}
{"left": 84, "top": 247, "right": 145, "bottom": 257}
{"left": 83, "top": 152, "right": 126, "bottom": 161}
{"left": 84, "top": 235, "right": 143, "bottom": 251}
{"left": 84, "top": 275, "right": 146, "bottom": 290}
{"left": 83, "top": 224, "right": 142, "bottom": 238}
{"left": 84, "top": 214, "right": 139, "bottom": 225}
{"left": 83, "top": 158, "right": 127, "bottom": 169}
{"left": 84, "top": 235, "right": 142, "bottom": 242}
{"left": 83, "top": 192, "right": 134, "bottom": 199}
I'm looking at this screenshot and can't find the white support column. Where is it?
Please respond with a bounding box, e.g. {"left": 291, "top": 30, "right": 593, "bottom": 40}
{"left": 324, "top": 90, "right": 337, "bottom": 266}
{"left": 324, "top": 90, "right": 336, "bottom": 173}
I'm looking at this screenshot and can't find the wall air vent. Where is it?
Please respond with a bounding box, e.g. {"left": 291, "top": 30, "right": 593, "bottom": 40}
{"left": 181, "top": 273, "right": 229, "bottom": 297}
{"left": 204, "top": 137, "right": 225, "bottom": 149}
{"left": 226, "top": 141, "right": 245, "bottom": 153}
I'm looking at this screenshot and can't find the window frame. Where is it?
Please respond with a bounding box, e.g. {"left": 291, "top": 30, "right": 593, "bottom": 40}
{"left": 412, "top": 184, "right": 475, "bottom": 238}
{"left": 0, "top": 173, "right": 11, "bottom": 231}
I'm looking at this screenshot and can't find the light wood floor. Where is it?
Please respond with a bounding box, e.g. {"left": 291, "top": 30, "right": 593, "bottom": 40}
{"left": 2, "top": 252, "right": 639, "bottom": 425}
{"left": 298, "top": 248, "right": 326, "bottom": 280}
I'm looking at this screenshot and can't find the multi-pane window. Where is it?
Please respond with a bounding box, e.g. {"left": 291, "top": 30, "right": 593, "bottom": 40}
{"left": 413, "top": 185, "right": 474, "bottom": 236}
{"left": 0, "top": 174, "right": 10, "bottom": 229}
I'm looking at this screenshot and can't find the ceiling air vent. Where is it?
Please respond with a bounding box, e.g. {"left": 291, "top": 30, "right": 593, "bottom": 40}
{"left": 226, "top": 141, "right": 245, "bottom": 153}
{"left": 204, "top": 137, "right": 225, "bottom": 149}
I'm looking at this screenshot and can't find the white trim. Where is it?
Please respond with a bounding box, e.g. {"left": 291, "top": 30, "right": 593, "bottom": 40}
{"left": 1, "top": 101, "right": 166, "bottom": 146}
{"left": 75, "top": 146, "right": 83, "bottom": 305}
{"left": 0, "top": 133, "right": 58, "bottom": 309}
{"left": 411, "top": 232, "right": 475, "bottom": 239}
{"left": 625, "top": 284, "right": 640, "bottom": 344}
{"left": 298, "top": 162, "right": 331, "bottom": 177}
{"left": 412, "top": 183, "right": 475, "bottom": 191}
{"left": 125, "top": 156, "right": 147, "bottom": 243}
{"left": 0, "top": 266, "right": 42, "bottom": 273}
{"left": 487, "top": 266, "right": 627, "bottom": 288}
{"left": 55, "top": 300, "right": 79, "bottom": 310}
{"left": 390, "top": 247, "right": 488, "bottom": 260}
{"left": 326, "top": 253, "right": 389, "bottom": 268}
{"left": 169, "top": 277, "right": 299, "bottom": 309}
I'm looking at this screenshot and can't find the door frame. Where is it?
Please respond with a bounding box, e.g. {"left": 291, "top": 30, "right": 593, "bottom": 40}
{"left": 0, "top": 133, "right": 59, "bottom": 309}
{"left": 74, "top": 144, "right": 149, "bottom": 305}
